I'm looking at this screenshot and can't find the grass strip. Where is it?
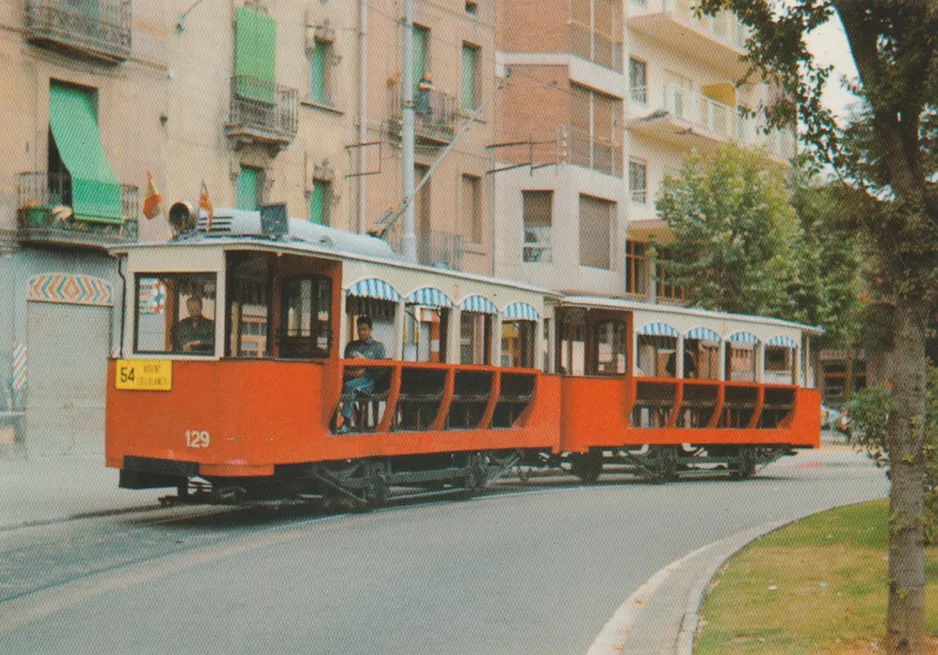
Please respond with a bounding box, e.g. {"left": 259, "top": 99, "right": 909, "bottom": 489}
{"left": 696, "top": 499, "right": 938, "bottom": 654}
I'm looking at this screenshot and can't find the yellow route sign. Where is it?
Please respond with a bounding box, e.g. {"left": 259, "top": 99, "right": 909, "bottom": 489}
{"left": 115, "top": 360, "right": 173, "bottom": 391}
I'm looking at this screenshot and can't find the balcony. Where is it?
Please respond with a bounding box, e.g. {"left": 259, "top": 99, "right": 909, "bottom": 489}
{"left": 24, "top": 0, "right": 132, "bottom": 64}
{"left": 567, "top": 129, "right": 623, "bottom": 177}
{"left": 568, "top": 22, "right": 623, "bottom": 73}
{"left": 385, "top": 228, "right": 464, "bottom": 270}
{"left": 16, "top": 172, "right": 138, "bottom": 247}
{"left": 629, "top": 85, "right": 795, "bottom": 163}
{"left": 628, "top": 0, "right": 749, "bottom": 79}
{"left": 387, "top": 82, "right": 458, "bottom": 144}
{"left": 225, "top": 75, "right": 299, "bottom": 154}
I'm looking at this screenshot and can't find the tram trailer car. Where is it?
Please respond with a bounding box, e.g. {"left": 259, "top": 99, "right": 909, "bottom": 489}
{"left": 106, "top": 210, "right": 821, "bottom": 507}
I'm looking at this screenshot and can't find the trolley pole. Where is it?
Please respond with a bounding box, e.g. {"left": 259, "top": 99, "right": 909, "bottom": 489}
{"left": 401, "top": 0, "right": 418, "bottom": 264}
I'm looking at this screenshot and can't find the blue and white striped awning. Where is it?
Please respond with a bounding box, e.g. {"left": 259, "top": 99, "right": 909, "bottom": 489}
{"left": 346, "top": 278, "right": 401, "bottom": 302}
{"left": 766, "top": 335, "right": 798, "bottom": 348}
{"left": 404, "top": 287, "right": 453, "bottom": 309}
{"left": 503, "top": 301, "right": 541, "bottom": 322}
{"left": 728, "top": 331, "right": 760, "bottom": 345}
{"left": 685, "top": 326, "right": 721, "bottom": 342}
{"left": 638, "top": 322, "right": 679, "bottom": 337}
{"left": 459, "top": 294, "right": 499, "bottom": 314}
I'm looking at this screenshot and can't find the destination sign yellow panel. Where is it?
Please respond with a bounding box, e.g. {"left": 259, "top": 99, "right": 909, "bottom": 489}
{"left": 115, "top": 360, "right": 173, "bottom": 391}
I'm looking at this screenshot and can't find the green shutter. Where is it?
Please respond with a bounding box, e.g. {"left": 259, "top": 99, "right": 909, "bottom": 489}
{"left": 310, "top": 181, "right": 326, "bottom": 225}
{"left": 48, "top": 83, "right": 122, "bottom": 224}
{"left": 412, "top": 27, "right": 427, "bottom": 92}
{"left": 310, "top": 44, "right": 325, "bottom": 102}
{"left": 237, "top": 168, "right": 259, "bottom": 210}
{"left": 234, "top": 7, "right": 277, "bottom": 103}
{"left": 462, "top": 45, "right": 476, "bottom": 110}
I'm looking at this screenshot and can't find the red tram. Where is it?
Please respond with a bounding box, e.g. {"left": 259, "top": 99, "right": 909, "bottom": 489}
{"left": 106, "top": 211, "right": 820, "bottom": 507}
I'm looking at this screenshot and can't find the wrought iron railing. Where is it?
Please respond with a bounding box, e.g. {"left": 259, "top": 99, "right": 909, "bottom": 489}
{"left": 16, "top": 172, "right": 138, "bottom": 244}
{"left": 228, "top": 75, "right": 299, "bottom": 141}
{"left": 24, "top": 0, "right": 132, "bottom": 63}
{"left": 567, "top": 129, "right": 623, "bottom": 177}
{"left": 568, "top": 22, "right": 624, "bottom": 73}
{"left": 385, "top": 228, "right": 464, "bottom": 270}
{"left": 387, "top": 81, "right": 458, "bottom": 143}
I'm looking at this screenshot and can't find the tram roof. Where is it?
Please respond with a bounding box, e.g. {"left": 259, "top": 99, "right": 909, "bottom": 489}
{"left": 561, "top": 295, "right": 824, "bottom": 336}
{"left": 110, "top": 234, "right": 561, "bottom": 299}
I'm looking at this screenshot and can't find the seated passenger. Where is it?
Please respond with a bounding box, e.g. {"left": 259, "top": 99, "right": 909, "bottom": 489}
{"left": 665, "top": 349, "right": 697, "bottom": 378}
{"left": 174, "top": 296, "right": 214, "bottom": 354}
{"left": 338, "top": 316, "right": 387, "bottom": 432}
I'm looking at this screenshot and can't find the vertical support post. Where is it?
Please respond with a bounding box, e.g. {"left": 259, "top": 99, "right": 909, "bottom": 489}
{"left": 491, "top": 314, "right": 502, "bottom": 366}
{"left": 754, "top": 343, "right": 764, "bottom": 383}
{"left": 339, "top": 292, "right": 349, "bottom": 354}
{"left": 447, "top": 307, "right": 462, "bottom": 364}
{"left": 393, "top": 301, "right": 406, "bottom": 360}
{"left": 401, "top": 0, "right": 417, "bottom": 263}
{"left": 793, "top": 346, "right": 801, "bottom": 385}
{"left": 718, "top": 340, "right": 727, "bottom": 381}
{"left": 676, "top": 335, "right": 685, "bottom": 378}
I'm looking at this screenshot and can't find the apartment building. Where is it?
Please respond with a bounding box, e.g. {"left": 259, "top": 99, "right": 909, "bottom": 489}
{"left": 0, "top": 1, "right": 499, "bottom": 458}
{"left": 493, "top": 0, "right": 795, "bottom": 300}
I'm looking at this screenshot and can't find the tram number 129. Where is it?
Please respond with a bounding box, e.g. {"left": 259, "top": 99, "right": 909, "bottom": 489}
{"left": 185, "top": 430, "right": 210, "bottom": 448}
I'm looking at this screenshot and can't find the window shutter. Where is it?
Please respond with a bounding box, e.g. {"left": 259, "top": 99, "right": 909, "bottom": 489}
{"left": 234, "top": 7, "right": 277, "bottom": 103}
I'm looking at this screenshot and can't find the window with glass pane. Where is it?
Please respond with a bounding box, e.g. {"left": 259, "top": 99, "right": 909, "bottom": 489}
{"left": 461, "top": 43, "right": 480, "bottom": 111}
{"left": 135, "top": 273, "right": 217, "bottom": 356}
{"left": 594, "top": 320, "right": 627, "bottom": 375}
{"left": 559, "top": 311, "right": 587, "bottom": 376}
{"left": 629, "top": 58, "right": 647, "bottom": 104}
{"left": 228, "top": 253, "right": 270, "bottom": 358}
{"left": 460, "top": 311, "right": 490, "bottom": 364}
{"left": 281, "top": 276, "right": 332, "bottom": 358}
{"left": 462, "top": 174, "right": 482, "bottom": 243}
{"left": 579, "top": 194, "right": 614, "bottom": 269}
{"left": 522, "top": 190, "right": 552, "bottom": 263}
{"left": 656, "top": 248, "right": 686, "bottom": 301}
{"left": 501, "top": 320, "right": 536, "bottom": 368}
{"left": 629, "top": 160, "right": 647, "bottom": 204}
{"left": 626, "top": 240, "right": 647, "bottom": 295}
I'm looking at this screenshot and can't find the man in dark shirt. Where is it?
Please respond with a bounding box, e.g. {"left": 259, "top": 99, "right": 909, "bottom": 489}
{"left": 339, "top": 315, "right": 387, "bottom": 431}
{"left": 174, "top": 296, "right": 214, "bottom": 354}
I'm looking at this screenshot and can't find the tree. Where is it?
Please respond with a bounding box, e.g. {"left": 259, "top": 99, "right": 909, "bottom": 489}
{"left": 656, "top": 144, "right": 804, "bottom": 319}
{"left": 697, "top": 1, "right": 938, "bottom": 651}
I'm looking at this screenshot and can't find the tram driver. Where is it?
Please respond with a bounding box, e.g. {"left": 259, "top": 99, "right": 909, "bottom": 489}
{"left": 174, "top": 295, "right": 215, "bottom": 354}
{"left": 338, "top": 316, "right": 387, "bottom": 432}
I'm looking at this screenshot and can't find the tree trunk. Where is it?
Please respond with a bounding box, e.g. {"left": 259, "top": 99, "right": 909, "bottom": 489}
{"left": 884, "top": 298, "right": 929, "bottom": 654}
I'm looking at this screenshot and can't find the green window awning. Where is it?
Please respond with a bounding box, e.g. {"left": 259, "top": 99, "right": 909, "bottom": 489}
{"left": 48, "top": 83, "right": 122, "bottom": 224}
{"left": 237, "top": 167, "right": 259, "bottom": 210}
{"left": 234, "top": 7, "right": 277, "bottom": 103}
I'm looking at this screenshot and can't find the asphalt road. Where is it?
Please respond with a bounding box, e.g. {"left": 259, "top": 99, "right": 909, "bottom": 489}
{"left": 0, "top": 448, "right": 888, "bottom": 654}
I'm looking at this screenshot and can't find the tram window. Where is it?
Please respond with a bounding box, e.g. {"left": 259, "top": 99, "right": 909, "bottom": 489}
{"left": 281, "top": 276, "right": 332, "bottom": 358}
{"left": 689, "top": 340, "right": 720, "bottom": 380}
{"left": 636, "top": 335, "right": 676, "bottom": 377}
{"left": 403, "top": 306, "right": 448, "bottom": 362}
{"left": 135, "top": 273, "right": 217, "bottom": 356}
{"left": 726, "top": 345, "right": 756, "bottom": 381}
{"left": 559, "top": 314, "right": 586, "bottom": 376}
{"left": 594, "top": 320, "right": 626, "bottom": 375}
{"left": 229, "top": 254, "right": 270, "bottom": 358}
{"left": 460, "top": 312, "right": 492, "bottom": 365}
{"left": 501, "top": 320, "right": 536, "bottom": 368}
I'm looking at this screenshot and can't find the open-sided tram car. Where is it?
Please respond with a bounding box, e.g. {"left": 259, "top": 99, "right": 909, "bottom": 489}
{"left": 106, "top": 211, "right": 821, "bottom": 507}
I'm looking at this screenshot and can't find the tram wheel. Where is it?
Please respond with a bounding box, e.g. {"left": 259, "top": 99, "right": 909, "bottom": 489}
{"left": 650, "top": 446, "right": 679, "bottom": 483}
{"left": 730, "top": 447, "right": 757, "bottom": 479}
{"left": 571, "top": 450, "right": 603, "bottom": 483}
{"left": 359, "top": 461, "right": 389, "bottom": 510}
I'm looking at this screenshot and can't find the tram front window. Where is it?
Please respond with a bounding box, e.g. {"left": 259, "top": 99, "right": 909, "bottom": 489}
{"left": 229, "top": 253, "right": 270, "bottom": 358}
{"left": 594, "top": 320, "right": 626, "bottom": 375}
{"left": 134, "top": 273, "right": 217, "bottom": 356}
{"left": 281, "top": 276, "right": 332, "bottom": 359}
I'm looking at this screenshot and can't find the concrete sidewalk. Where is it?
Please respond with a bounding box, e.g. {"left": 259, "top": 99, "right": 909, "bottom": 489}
{"left": 0, "top": 455, "right": 163, "bottom": 530}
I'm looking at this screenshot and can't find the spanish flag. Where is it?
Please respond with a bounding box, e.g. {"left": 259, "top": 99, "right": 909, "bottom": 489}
{"left": 199, "top": 180, "right": 214, "bottom": 229}
{"left": 142, "top": 171, "right": 163, "bottom": 220}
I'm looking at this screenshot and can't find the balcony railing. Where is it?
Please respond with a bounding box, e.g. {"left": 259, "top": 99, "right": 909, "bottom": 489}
{"left": 24, "top": 0, "right": 132, "bottom": 63}
{"left": 385, "top": 228, "right": 464, "bottom": 270}
{"left": 387, "top": 82, "right": 458, "bottom": 143}
{"left": 567, "top": 129, "right": 623, "bottom": 177}
{"left": 226, "top": 75, "right": 299, "bottom": 151}
{"left": 738, "top": 115, "right": 797, "bottom": 162}
{"left": 16, "top": 172, "right": 139, "bottom": 246}
{"left": 568, "top": 22, "right": 624, "bottom": 73}
{"left": 632, "top": 0, "right": 749, "bottom": 51}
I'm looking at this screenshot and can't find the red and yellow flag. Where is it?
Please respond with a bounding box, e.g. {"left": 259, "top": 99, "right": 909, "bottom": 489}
{"left": 199, "top": 180, "right": 214, "bottom": 229}
{"left": 142, "top": 171, "right": 163, "bottom": 220}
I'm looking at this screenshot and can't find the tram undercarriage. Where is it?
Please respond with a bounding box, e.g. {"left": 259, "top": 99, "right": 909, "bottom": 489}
{"left": 120, "top": 444, "right": 796, "bottom": 510}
